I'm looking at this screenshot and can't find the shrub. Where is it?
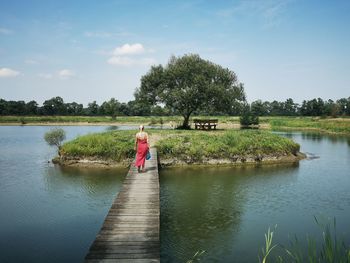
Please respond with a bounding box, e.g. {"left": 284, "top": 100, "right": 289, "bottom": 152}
{"left": 44, "top": 128, "right": 66, "bottom": 155}
{"left": 240, "top": 105, "right": 259, "bottom": 127}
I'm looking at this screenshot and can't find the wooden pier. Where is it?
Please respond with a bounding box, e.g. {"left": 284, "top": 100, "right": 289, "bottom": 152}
{"left": 85, "top": 148, "right": 160, "bottom": 263}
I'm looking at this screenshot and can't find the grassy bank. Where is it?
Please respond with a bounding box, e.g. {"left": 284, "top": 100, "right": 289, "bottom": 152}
{"left": 0, "top": 115, "right": 240, "bottom": 126}
{"left": 58, "top": 129, "right": 302, "bottom": 167}
{"left": 2, "top": 115, "right": 350, "bottom": 134}
{"left": 265, "top": 117, "right": 350, "bottom": 134}
{"left": 0, "top": 115, "right": 183, "bottom": 124}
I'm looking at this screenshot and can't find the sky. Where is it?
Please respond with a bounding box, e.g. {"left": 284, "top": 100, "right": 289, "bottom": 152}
{"left": 0, "top": 0, "right": 349, "bottom": 106}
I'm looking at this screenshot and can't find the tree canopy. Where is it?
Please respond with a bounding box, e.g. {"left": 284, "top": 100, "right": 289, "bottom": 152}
{"left": 135, "top": 54, "right": 246, "bottom": 128}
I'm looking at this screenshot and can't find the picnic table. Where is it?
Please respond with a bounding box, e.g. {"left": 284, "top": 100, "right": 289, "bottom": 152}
{"left": 193, "top": 119, "right": 218, "bottom": 130}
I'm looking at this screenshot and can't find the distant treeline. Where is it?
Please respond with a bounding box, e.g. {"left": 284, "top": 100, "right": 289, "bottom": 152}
{"left": 1, "top": 96, "right": 349, "bottom": 117}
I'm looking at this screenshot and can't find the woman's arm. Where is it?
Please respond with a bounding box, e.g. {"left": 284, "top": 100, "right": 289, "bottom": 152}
{"left": 134, "top": 134, "right": 138, "bottom": 150}
{"left": 146, "top": 133, "right": 150, "bottom": 149}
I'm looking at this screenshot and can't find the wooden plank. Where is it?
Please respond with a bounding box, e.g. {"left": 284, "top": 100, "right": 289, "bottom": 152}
{"left": 86, "top": 253, "right": 159, "bottom": 259}
{"left": 84, "top": 148, "right": 159, "bottom": 262}
{"left": 85, "top": 259, "right": 160, "bottom": 263}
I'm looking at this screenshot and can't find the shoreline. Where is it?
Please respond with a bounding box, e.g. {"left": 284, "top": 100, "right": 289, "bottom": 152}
{"left": 1, "top": 121, "right": 349, "bottom": 135}
{"left": 0, "top": 122, "right": 142, "bottom": 126}
{"left": 53, "top": 152, "right": 306, "bottom": 168}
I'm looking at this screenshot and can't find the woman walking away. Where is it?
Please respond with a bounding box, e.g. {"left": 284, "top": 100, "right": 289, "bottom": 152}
{"left": 134, "top": 125, "right": 149, "bottom": 173}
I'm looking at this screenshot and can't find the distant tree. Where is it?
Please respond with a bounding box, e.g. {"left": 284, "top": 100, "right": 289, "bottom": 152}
{"left": 136, "top": 54, "right": 245, "bottom": 128}
{"left": 119, "top": 102, "right": 130, "bottom": 116}
{"left": 126, "top": 99, "right": 151, "bottom": 116}
{"left": 270, "top": 100, "right": 283, "bottom": 115}
{"left": 251, "top": 100, "right": 268, "bottom": 116}
{"left": 0, "top": 99, "right": 6, "bottom": 115}
{"left": 42, "top": 96, "right": 66, "bottom": 115}
{"left": 101, "top": 98, "right": 120, "bottom": 120}
{"left": 44, "top": 128, "right": 66, "bottom": 156}
{"left": 337, "top": 97, "right": 350, "bottom": 115}
{"left": 283, "top": 98, "right": 298, "bottom": 116}
{"left": 87, "top": 101, "right": 99, "bottom": 116}
{"left": 25, "top": 100, "right": 38, "bottom": 115}
{"left": 65, "top": 102, "right": 83, "bottom": 115}
{"left": 6, "top": 100, "right": 26, "bottom": 115}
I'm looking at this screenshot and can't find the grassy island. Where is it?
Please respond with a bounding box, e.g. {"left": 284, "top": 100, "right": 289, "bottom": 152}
{"left": 56, "top": 129, "right": 304, "bottom": 167}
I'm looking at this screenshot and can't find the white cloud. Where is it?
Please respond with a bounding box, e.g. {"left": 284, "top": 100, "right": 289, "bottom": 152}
{"left": 113, "top": 43, "right": 145, "bottom": 56}
{"left": 0, "top": 27, "right": 13, "bottom": 34}
{"left": 0, "top": 68, "right": 20, "bottom": 78}
{"left": 59, "top": 69, "right": 75, "bottom": 79}
{"left": 107, "top": 56, "right": 156, "bottom": 66}
{"left": 38, "top": 73, "right": 53, "bottom": 79}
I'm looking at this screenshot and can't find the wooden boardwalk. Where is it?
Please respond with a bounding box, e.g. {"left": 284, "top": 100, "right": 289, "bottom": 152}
{"left": 85, "top": 148, "right": 160, "bottom": 263}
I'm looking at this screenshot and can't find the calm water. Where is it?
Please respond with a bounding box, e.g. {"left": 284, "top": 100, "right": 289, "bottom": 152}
{"left": 160, "top": 132, "right": 350, "bottom": 262}
{"left": 1, "top": 127, "right": 350, "bottom": 262}
{"left": 0, "top": 126, "right": 130, "bottom": 263}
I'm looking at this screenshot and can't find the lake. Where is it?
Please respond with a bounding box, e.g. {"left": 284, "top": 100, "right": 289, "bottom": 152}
{"left": 0, "top": 126, "right": 349, "bottom": 262}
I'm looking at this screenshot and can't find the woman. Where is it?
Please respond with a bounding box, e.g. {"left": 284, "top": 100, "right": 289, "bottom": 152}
{"left": 134, "top": 125, "right": 149, "bottom": 173}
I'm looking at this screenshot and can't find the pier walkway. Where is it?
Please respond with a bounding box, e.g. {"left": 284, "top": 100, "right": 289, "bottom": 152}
{"left": 85, "top": 148, "right": 160, "bottom": 263}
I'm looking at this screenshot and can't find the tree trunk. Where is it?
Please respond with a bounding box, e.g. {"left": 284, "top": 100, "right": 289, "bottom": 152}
{"left": 181, "top": 114, "right": 191, "bottom": 129}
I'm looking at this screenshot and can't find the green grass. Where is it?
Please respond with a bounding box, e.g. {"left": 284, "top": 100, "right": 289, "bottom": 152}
{"left": 265, "top": 117, "right": 350, "bottom": 134}
{"left": 60, "top": 129, "right": 300, "bottom": 164}
{"left": 0, "top": 115, "right": 239, "bottom": 125}
{"left": 2, "top": 115, "right": 350, "bottom": 134}
{"left": 155, "top": 129, "right": 300, "bottom": 163}
{"left": 61, "top": 130, "right": 136, "bottom": 161}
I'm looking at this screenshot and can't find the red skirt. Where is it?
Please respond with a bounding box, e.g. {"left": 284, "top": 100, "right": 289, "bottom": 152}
{"left": 135, "top": 139, "right": 148, "bottom": 167}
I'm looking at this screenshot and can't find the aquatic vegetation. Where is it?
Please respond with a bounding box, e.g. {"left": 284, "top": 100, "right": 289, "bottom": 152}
{"left": 259, "top": 218, "right": 350, "bottom": 263}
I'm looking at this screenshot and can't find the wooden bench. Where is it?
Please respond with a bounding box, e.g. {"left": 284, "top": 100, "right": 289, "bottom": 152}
{"left": 193, "top": 119, "right": 218, "bottom": 130}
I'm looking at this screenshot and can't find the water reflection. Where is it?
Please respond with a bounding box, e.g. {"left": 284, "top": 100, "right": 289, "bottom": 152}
{"left": 275, "top": 131, "right": 350, "bottom": 148}
{"left": 160, "top": 164, "right": 299, "bottom": 262}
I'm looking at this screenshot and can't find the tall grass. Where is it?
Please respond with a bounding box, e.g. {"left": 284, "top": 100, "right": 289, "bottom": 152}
{"left": 259, "top": 218, "right": 350, "bottom": 263}
{"left": 61, "top": 130, "right": 136, "bottom": 161}
{"left": 60, "top": 129, "right": 300, "bottom": 164}
{"left": 156, "top": 130, "right": 300, "bottom": 163}
{"left": 267, "top": 117, "right": 350, "bottom": 134}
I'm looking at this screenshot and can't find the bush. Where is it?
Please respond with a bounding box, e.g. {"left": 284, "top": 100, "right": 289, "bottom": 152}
{"left": 44, "top": 128, "right": 66, "bottom": 148}
{"left": 240, "top": 105, "right": 259, "bottom": 127}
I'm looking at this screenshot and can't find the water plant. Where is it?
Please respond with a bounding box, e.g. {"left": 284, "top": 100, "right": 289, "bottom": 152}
{"left": 186, "top": 250, "right": 206, "bottom": 263}
{"left": 259, "top": 225, "right": 278, "bottom": 263}
{"left": 259, "top": 218, "right": 350, "bottom": 263}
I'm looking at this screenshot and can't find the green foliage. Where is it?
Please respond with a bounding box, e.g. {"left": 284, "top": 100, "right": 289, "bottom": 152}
{"left": 61, "top": 130, "right": 135, "bottom": 161}
{"left": 136, "top": 54, "right": 246, "bottom": 128}
{"left": 44, "top": 128, "right": 66, "bottom": 148}
{"left": 100, "top": 98, "right": 120, "bottom": 120}
{"left": 240, "top": 104, "right": 260, "bottom": 127}
{"left": 156, "top": 130, "right": 300, "bottom": 162}
{"left": 259, "top": 217, "right": 350, "bottom": 263}
{"left": 259, "top": 225, "right": 278, "bottom": 263}
{"left": 60, "top": 129, "right": 300, "bottom": 164}
{"left": 269, "top": 117, "right": 350, "bottom": 134}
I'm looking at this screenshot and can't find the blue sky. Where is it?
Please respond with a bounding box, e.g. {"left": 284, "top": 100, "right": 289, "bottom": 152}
{"left": 0, "top": 0, "right": 349, "bottom": 105}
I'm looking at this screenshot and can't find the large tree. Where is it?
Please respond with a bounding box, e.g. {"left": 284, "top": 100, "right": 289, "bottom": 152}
{"left": 136, "top": 54, "right": 246, "bottom": 128}
{"left": 101, "top": 98, "right": 120, "bottom": 120}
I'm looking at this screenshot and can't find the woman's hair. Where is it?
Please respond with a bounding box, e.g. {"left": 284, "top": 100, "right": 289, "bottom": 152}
{"left": 139, "top": 125, "right": 144, "bottom": 131}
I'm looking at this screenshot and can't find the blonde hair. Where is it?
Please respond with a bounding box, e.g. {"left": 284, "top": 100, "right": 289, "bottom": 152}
{"left": 139, "top": 125, "right": 144, "bottom": 131}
